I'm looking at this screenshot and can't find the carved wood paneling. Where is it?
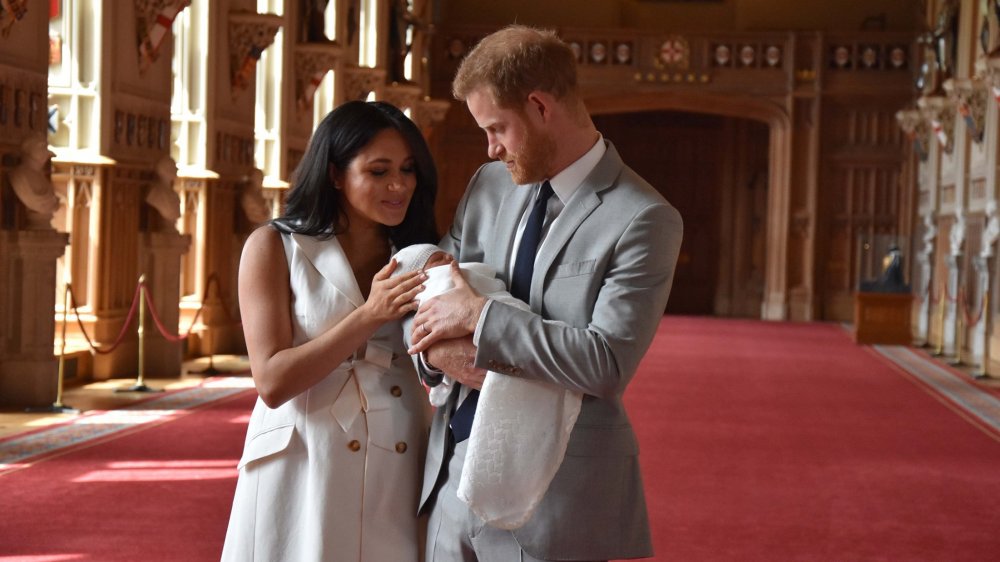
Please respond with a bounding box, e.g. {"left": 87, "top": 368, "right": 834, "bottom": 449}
{"left": 432, "top": 25, "right": 912, "bottom": 321}
{"left": 0, "top": 68, "right": 49, "bottom": 146}
{"left": 971, "top": 177, "right": 987, "bottom": 202}
{"left": 819, "top": 100, "right": 908, "bottom": 321}
{"left": 594, "top": 111, "right": 752, "bottom": 316}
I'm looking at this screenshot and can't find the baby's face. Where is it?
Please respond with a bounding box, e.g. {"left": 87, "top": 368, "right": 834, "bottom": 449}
{"left": 423, "top": 251, "right": 455, "bottom": 270}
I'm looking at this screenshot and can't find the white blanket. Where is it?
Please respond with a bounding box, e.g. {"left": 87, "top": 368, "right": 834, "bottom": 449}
{"left": 394, "top": 246, "right": 583, "bottom": 530}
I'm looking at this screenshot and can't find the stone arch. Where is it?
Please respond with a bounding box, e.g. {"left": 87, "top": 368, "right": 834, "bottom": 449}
{"left": 584, "top": 91, "right": 793, "bottom": 319}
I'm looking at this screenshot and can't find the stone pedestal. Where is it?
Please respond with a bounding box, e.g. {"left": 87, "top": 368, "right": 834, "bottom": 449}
{"left": 853, "top": 292, "right": 914, "bottom": 346}
{"left": 138, "top": 231, "right": 191, "bottom": 377}
{"left": 0, "top": 229, "right": 69, "bottom": 407}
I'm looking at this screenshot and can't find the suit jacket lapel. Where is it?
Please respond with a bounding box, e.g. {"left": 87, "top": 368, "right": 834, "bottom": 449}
{"left": 489, "top": 185, "right": 533, "bottom": 284}
{"left": 290, "top": 233, "right": 365, "bottom": 308}
{"left": 531, "top": 142, "right": 624, "bottom": 307}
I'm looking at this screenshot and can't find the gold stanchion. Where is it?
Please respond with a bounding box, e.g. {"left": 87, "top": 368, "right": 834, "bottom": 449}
{"left": 932, "top": 291, "right": 946, "bottom": 356}
{"left": 975, "top": 292, "right": 991, "bottom": 379}
{"left": 116, "top": 274, "right": 162, "bottom": 393}
{"left": 26, "top": 283, "right": 81, "bottom": 414}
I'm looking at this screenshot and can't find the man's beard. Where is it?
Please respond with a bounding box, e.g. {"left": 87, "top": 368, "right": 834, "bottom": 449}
{"left": 507, "top": 122, "right": 556, "bottom": 185}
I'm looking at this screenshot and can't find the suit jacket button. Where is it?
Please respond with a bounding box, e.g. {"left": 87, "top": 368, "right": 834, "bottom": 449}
{"left": 391, "top": 385, "right": 402, "bottom": 397}
{"left": 348, "top": 440, "right": 361, "bottom": 452}
{"left": 395, "top": 442, "right": 408, "bottom": 454}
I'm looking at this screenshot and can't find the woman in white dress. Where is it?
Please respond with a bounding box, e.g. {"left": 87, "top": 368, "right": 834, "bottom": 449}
{"left": 222, "top": 101, "right": 438, "bottom": 562}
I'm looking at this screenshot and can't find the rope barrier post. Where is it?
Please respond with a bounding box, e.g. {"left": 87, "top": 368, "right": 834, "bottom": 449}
{"left": 932, "top": 287, "right": 946, "bottom": 357}
{"left": 975, "top": 291, "right": 990, "bottom": 379}
{"left": 26, "top": 282, "right": 81, "bottom": 414}
{"left": 116, "top": 274, "right": 162, "bottom": 393}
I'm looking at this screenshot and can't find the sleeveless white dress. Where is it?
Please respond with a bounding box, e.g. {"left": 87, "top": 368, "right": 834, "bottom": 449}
{"left": 221, "top": 232, "right": 430, "bottom": 562}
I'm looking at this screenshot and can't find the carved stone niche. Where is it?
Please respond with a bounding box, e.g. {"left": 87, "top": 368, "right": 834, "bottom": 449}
{"left": 228, "top": 11, "right": 283, "bottom": 99}
{"left": 944, "top": 78, "right": 988, "bottom": 144}
{"left": 895, "top": 108, "right": 931, "bottom": 162}
{"left": 382, "top": 81, "right": 422, "bottom": 113}
{"left": 411, "top": 97, "right": 451, "bottom": 136}
{"left": 295, "top": 42, "right": 342, "bottom": 111}
{"left": 344, "top": 66, "right": 386, "bottom": 101}
{"left": 917, "top": 94, "right": 955, "bottom": 154}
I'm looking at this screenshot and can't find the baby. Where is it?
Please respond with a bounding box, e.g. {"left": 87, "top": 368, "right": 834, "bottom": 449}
{"left": 390, "top": 244, "right": 583, "bottom": 530}
{"left": 391, "top": 244, "right": 526, "bottom": 406}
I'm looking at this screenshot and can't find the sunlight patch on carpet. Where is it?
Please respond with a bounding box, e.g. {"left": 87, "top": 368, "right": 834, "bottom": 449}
{"left": 74, "top": 466, "right": 236, "bottom": 482}
{"left": 0, "top": 554, "right": 87, "bottom": 562}
{"left": 0, "top": 379, "right": 255, "bottom": 475}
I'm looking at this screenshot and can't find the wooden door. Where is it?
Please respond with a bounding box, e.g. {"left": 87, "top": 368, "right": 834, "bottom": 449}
{"left": 593, "top": 111, "right": 723, "bottom": 315}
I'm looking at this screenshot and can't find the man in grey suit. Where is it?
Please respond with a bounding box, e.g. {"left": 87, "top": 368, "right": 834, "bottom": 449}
{"left": 408, "top": 25, "right": 683, "bottom": 562}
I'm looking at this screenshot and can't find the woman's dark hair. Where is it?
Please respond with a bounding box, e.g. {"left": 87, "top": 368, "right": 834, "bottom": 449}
{"left": 276, "top": 100, "right": 438, "bottom": 248}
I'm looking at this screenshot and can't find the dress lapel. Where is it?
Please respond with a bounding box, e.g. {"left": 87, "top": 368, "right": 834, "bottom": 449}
{"left": 290, "top": 233, "right": 365, "bottom": 308}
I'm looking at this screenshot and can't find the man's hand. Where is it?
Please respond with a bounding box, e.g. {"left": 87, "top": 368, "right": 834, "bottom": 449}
{"left": 408, "top": 262, "right": 488, "bottom": 354}
{"left": 425, "top": 336, "right": 487, "bottom": 390}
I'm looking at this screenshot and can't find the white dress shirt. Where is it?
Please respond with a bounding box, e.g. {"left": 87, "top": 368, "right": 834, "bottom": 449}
{"left": 460, "top": 136, "right": 607, "bottom": 404}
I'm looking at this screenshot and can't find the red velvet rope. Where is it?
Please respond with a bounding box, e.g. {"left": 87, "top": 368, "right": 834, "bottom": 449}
{"left": 65, "top": 282, "right": 142, "bottom": 355}
{"left": 961, "top": 286, "right": 988, "bottom": 328}
{"left": 63, "top": 273, "right": 241, "bottom": 353}
{"left": 142, "top": 284, "right": 205, "bottom": 342}
{"left": 140, "top": 273, "right": 241, "bottom": 341}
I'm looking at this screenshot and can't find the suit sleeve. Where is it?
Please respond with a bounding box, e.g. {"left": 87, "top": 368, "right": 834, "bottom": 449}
{"left": 438, "top": 163, "right": 488, "bottom": 258}
{"left": 474, "top": 202, "right": 683, "bottom": 398}
{"left": 402, "top": 312, "right": 444, "bottom": 387}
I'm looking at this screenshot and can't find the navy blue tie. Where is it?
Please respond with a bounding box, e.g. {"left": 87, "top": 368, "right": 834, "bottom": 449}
{"left": 509, "top": 181, "right": 554, "bottom": 302}
{"left": 450, "top": 181, "right": 554, "bottom": 443}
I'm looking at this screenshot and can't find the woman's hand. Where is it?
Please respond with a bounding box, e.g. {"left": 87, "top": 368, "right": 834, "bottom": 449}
{"left": 408, "top": 262, "right": 487, "bottom": 354}
{"left": 360, "top": 259, "right": 426, "bottom": 323}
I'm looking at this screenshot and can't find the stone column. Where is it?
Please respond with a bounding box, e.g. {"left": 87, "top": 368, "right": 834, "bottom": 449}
{"left": 897, "top": 108, "right": 937, "bottom": 345}
{"left": 138, "top": 231, "right": 190, "bottom": 376}
{"left": 88, "top": 165, "right": 144, "bottom": 379}
{"left": 916, "top": 213, "right": 938, "bottom": 344}
{"left": 970, "top": 254, "right": 991, "bottom": 367}
{"left": 785, "top": 96, "right": 820, "bottom": 321}
{"left": 920, "top": 94, "right": 959, "bottom": 354}
{"left": 983, "top": 63, "right": 1000, "bottom": 375}
{"left": 0, "top": 230, "right": 69, "bottom": 407}
{"left": 0, "top": 1, "right": 71, "bottom": 406}
{"left": 193, "top": 6, "right": 281, "bottom": 355}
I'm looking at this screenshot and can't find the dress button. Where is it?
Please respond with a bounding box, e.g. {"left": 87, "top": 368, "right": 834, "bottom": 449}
{"left": 395, "top": 442, "right": 408, "bottom": 454}
{"left": 348, "top": 440, "right": 361, "bottom": 452}
{"left": 391, "top": 385, "right": 402, "bottom": 397}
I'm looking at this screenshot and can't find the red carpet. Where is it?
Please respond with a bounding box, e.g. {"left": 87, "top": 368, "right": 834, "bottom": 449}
{"left": 3, "top": 317, "right": 1000, "bottom": 561}
{"left": 0, "top": 390, "right": 255, "bottom": 561}
{"left": 625, "top": 317, "right": 1000, "bottom": 561}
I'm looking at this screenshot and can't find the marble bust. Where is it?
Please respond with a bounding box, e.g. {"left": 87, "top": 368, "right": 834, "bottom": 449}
{"left": 145, "top": 156, "right": 181, "bottom": 229}
{"left": 9, "top": 136, "right": 59, "bottom": 228}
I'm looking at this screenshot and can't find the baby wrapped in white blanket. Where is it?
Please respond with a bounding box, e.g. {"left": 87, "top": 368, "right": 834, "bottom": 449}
{"left": 392, "top": 244, "right": 583, "bottom": 530}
